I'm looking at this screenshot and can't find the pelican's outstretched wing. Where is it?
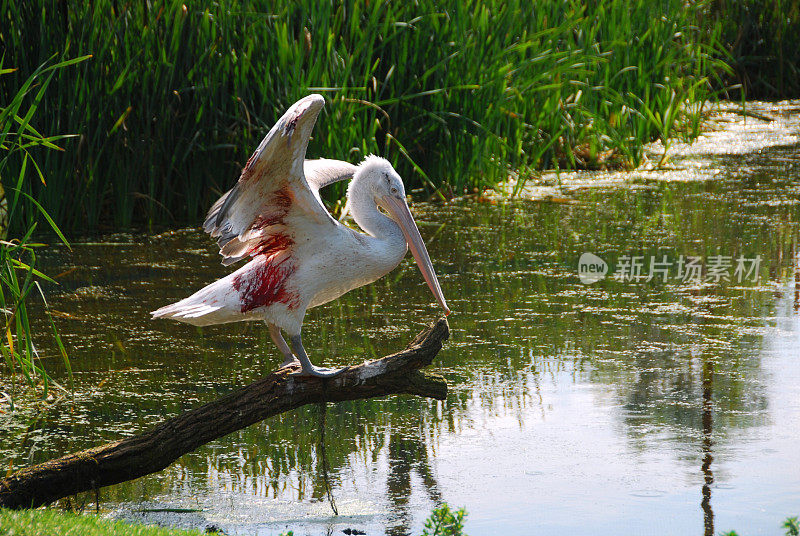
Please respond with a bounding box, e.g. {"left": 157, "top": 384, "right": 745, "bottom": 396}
{"left": 303, "top": 158, "right": 357, "bottom": 206}
{"left": 203, "top": 95, "right": 353, "bottom": 266}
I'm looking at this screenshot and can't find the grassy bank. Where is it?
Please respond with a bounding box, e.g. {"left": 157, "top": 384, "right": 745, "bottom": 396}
{"left": 0, "top": 504, "right": 466, "bottom": 536}
{"left": 0, "top": 508, "right": 205, "bottom": 536}
{"left": 1, "top": 0, "right": 725, "bottom": 232}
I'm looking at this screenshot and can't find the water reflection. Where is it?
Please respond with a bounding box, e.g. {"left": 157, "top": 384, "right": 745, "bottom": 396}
{"left": 386, "top": 431, "right": 441, "bottom": 536}
{"left": 701, "top": 356, "right": 714, "bottom": 536}
{"left": 1, "top": 107, "right": 799, "bottom": 535}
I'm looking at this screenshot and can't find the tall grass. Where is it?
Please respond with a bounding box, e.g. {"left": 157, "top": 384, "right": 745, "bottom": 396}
{"left": 1, "top": 0, "right": 726, "bottom": 232}
{"left": 0, "top": 55, "right": 87, "bottom": 405}
{"left": 714, "top": 0, "right": 800, "bottom": 99}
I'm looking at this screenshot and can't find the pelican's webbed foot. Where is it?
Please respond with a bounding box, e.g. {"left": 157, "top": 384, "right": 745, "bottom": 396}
{"left": 291, "top": 364, "right": 348, "bottom": 378}
{"left": 289, "top": 333, "right": 348, "bottom": 378}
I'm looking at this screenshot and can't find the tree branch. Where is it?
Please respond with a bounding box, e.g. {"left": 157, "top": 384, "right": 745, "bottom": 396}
{"left": 0, "top": 317, "right": 449, "bottom": 510}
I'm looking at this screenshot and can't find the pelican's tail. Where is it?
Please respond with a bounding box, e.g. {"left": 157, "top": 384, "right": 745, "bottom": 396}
{"left": 151, "top": 279, "right": 238, "bottom": 327}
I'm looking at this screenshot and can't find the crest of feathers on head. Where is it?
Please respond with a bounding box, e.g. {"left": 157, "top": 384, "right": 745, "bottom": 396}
{"left": 347, "top": 155, "right": 394, "bottom": 193}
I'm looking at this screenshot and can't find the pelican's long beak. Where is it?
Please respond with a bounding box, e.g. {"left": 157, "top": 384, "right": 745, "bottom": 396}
{"left": 381, "top": 195, "right": 451, "bottom": 316}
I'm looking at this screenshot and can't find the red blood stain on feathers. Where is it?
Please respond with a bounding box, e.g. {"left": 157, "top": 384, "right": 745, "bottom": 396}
{"left": 252, "top": 186, "right": 293, "bottom": 230}
{"left": 228, "top": 182, "right": 301, "bottom": 312}
{"left": 232, "top": 254, "right": 299, "bottom": 313}
{"left": 240, "top": 155, "right": 265, "bottom": 182}
{"left": 244, "top": 152, "right": 258, "bottom": 171}
{"left": 232, "top": 230, "right": 299, "bottom": 312}
{"left": 271, "top": 186, "right": 293, "bottom": 209}
{"left": 250, "top": 232, "right": 293, "bottom": 258}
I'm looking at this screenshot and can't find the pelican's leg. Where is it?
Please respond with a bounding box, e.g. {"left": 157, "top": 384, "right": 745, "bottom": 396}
{"left": 268, "top": 323, "right": 298, "bottom": 368}
{"left": 289, "top": 332, "right": 347, "bottom": 378}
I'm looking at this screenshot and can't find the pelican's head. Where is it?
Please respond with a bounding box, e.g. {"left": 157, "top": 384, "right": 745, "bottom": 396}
{"left": 350, "top": 156, "right": 450, "bottom": 316}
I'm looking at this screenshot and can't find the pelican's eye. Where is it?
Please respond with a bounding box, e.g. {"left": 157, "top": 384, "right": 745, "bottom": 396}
{"left": 390, "top": 186, "right": 398, "bottom": 195}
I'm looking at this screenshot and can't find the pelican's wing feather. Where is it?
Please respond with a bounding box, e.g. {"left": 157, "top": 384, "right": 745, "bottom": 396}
{"left": 304, "top": 158, "right": 357, "bottom": 191}
{"left": 303, "top": 158, "right": 357, "bottom": 205}
{"left": 202, "top": 95, "right": 343, "bottom": 265}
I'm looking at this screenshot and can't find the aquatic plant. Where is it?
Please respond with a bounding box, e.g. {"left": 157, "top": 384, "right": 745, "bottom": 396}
{"left": 0, "top": 0, "right": 727, "bottom": 232}
{"left": 0, "top": 54, "right": 87, "bottom": 404}
{"left": 721, "top": 515, "right": 800, "bottom": 536}
{"left": 421, "top": 503, "right": 468, "bottom": 536}
{"left": 785, "top": 516, "right": 800, "bottom": 536}
{"left": 714, "top": 0, "right": 800, "bottom": 98}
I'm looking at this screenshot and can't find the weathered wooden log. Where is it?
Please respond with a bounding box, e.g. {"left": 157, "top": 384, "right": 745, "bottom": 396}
{"left": 0, "top": 317, "right": 449, "bottom": 510}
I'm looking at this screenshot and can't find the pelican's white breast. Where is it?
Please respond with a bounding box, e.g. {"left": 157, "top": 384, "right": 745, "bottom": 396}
{"left": 295, "top": 222, "right": 408, "bottom": 309}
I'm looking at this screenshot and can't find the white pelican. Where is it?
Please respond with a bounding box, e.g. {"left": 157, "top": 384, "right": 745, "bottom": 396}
{"left": 152, "top": 94, "right": 450, "bottom": 377}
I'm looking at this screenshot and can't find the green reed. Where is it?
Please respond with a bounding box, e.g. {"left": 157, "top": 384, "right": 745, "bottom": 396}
{"left": 0, "top": 54, "right": 86, "bottom": 404}
{"left": 1, "top": 0, "right": 725, "bottom": 232}
{"left": 714, "top": 0, "right": 800, "bottom": 99}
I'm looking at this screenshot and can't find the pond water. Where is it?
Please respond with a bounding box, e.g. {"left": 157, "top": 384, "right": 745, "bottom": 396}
{"left": 2, "top": 102, "right": 800, "bottom": 535}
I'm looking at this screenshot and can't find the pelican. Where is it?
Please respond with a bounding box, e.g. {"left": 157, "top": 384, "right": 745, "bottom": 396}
{"left": 152, "top": 94, "right": 450, "bottom": 377}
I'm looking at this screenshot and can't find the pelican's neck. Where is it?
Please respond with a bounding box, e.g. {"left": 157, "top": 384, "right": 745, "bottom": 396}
{"left": 348, "top": 182, "right": 404, "bottom": 245}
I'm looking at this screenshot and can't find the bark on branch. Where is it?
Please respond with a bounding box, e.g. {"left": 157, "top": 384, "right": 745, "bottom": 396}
{"left": 0, "top": 317, "right": 449, "bottom": 510}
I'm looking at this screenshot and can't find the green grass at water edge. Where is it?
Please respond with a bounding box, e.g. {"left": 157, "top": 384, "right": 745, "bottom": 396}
{"left": 0, "top": 55, "right": 87, "bottom": 404}
{"left": 0, "top": 504, "right": 467, "bottom": 536}
{"left": 0, "top": 508, "right": 206, "bottom": 536}
{"left": 5, "top": 507, "right": 798, "bottom": 536}
{"left": 1, "top": 0, "right": 726, "bottom": 232}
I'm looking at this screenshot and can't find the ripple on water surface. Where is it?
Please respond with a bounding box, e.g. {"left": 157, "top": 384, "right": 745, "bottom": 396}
{"left": 2, "top": 101, "right": 800, "bottom": 536}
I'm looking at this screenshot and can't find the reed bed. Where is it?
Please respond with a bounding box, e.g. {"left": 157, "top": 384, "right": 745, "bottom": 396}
{"left": 0, "top": 55, "right": 84, "bottom": 402}
{"left": 714, "top": 0, "right": 800, "bottom": 99}
{"left": 1, "top": 0, "right": 726, "bottom": 232}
